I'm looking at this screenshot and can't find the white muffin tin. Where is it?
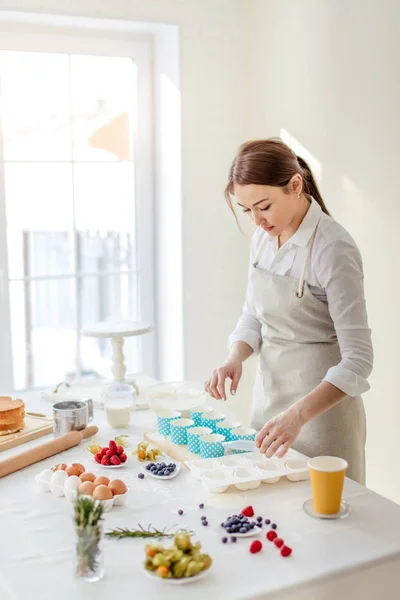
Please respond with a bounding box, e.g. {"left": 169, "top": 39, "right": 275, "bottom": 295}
{"left": 186, "top": 449, "right": 310, "bottom": 493}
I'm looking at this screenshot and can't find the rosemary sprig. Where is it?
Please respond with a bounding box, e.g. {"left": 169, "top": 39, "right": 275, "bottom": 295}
{"left": 105, "top": 523, "right": 192, "bottom": 540}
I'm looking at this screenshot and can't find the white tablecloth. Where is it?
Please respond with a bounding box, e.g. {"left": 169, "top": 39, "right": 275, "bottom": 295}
{"left": 1, "top": 392, "right": 400, "bottom": 600}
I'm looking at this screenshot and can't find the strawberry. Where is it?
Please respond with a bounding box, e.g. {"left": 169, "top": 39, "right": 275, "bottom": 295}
{"left": 116, "top": 445, "right": 124, "bottom": 455}
{"left": 110, "top": 455, "right": 121, "bottom": 465}
{"left": 241, "top": 506, "right": 254, "bottom": 517}
{"left": 106, "top": 449, "right": 115, "bottom": 457}
{"left": 94, "top": 453, "right": 102, "bottom": 463}
{"left": 101, "top": 447, "right": 108, "bottom": 456}
{"left": 108, "top": 440, "right": 117, "bottom": 453}
{"left": 273, "top": 537, "right": 284, "bottom": 548}
{"left": 101, "top": 455, "right": 111, "bottom": 466}
{"left": 281, "top": 546, "right": 292, "bottom": 558}
{"left": 266, "top": 530, "right": 278, "bottom": 542}
{"left": 249, "top": 540, "right": 262, "bottom": 554}
{"left": 120, "top": 453, "right": 127, "bottom": 463}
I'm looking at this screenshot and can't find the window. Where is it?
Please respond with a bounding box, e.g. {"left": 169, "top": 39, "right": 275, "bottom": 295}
{"left": 0, "top": 32, "right": 155, "bottom": 390}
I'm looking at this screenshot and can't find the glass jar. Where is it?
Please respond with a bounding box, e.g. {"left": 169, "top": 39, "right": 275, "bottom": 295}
{"left": 104, "top": 382, "right": 135, "bottom": 428}
{"left": 75, "top": 524, "right": 104, "bottom": 583}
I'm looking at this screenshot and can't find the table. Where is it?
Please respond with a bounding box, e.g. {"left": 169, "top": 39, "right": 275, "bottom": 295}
{"left": 1, "top": 391, "right": 400, "bottom": 600}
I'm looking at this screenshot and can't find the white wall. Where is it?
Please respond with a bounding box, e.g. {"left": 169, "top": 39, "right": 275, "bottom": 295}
{"left": 0, "top": 0, "right": 255, "bottom": 422}
{"left": 247, "top": 0, "right": 400, "bottom": 502}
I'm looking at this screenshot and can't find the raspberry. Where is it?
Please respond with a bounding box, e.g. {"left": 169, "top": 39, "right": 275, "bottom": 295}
{"left": 266, "top": 530, "right": 278, "bottom": 541}
{"left": 110, "top": 455, "right": 121, "bottom": 465}
{"left": 116, "top": 445, "right": 124, "bottom": 455}
{"left": 101, "top": 447, "right": 108, "bottom": 456}
{"left": 273, "top": 537, "right": 284, "bottom": 548}
{"left": 249, "top": 540, "right": 262, "bottom": 554}
{"left": 101, "top": 455, "right": 111, "bottom": 466}
{"left": 94, "top": 453, "right": 102, "bottom": 463}
{"left": 106, "top": 449, "right": 115, "bottom": 457}
{"left": 108, "top": 440, "right": 117, "bottom": 453}
{"left": 120, "top": 453, "right": 127, "bottom": 463}
{"left": 281, "top": 546, "right": 292, "bottom": 557}
{"left": 241, "top": 506, "right": 255, "bottom": 517}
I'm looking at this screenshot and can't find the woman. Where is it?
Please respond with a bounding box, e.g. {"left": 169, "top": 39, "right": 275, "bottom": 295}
{"left": 205, "top": 138, "right": 373, "bottom": 484}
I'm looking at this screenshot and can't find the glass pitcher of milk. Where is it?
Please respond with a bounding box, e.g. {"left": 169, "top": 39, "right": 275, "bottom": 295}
{"left": 104, "top": 382, "right": 136, "bottom": 428}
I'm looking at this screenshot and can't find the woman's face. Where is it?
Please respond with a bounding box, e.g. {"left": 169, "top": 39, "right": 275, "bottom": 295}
{"left": 233, "top": 176, "right": 303, "bottom": 237}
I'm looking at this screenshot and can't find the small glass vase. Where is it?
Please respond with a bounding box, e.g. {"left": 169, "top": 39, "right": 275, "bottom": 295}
{"left": 75, "top": 524, "right": 104, "bottom": 583}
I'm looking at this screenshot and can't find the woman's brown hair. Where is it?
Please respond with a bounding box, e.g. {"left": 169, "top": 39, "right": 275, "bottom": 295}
{"left": 225, "top": 138, "right": 330, "bottom": 217}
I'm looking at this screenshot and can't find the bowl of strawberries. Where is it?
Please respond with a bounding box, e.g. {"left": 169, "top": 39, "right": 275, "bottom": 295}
{"left": 94, "top": 439, "right": 128, "bottom": 468}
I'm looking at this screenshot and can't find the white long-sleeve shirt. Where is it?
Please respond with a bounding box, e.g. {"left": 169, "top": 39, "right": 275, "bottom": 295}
{"left": 229, "top": 198, "right": 373, "bottom": 397}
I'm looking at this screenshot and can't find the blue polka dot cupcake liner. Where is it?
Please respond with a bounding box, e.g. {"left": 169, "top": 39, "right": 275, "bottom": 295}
{"left": 170, "top": 418, "right": 195, "bottom": 445}
{"left": 216, "top": 419, "right": 241, "bottom": 442}
{"left": 230, "top": 426, "right": 257, "bottom": 442}
{"left": 157, "top": 410, "right": 182, "bottom": 438}
{"left": 201, "top": 411, "right": 225, "bottom": 433}
{"left": 187, "top": 426, "right": 213, "bottom": 454}
{"left": 199, "top": 433, "right": 226, "bottom": 459}
{"left": 191, "top": 406, "right": 212, "bottom": 426}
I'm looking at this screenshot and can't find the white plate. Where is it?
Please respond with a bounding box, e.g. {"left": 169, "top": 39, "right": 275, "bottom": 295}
{"left": 94, "top": 458, "right": 126, "bottom": 469}
{"left": 143, "top": 566, "right": 211, "bottom": 585}
{"left": 222, "top": 526, "right": 262, "bottom": 538}
{"left": 142, "top": 460, "right": 181, "bottom": 480}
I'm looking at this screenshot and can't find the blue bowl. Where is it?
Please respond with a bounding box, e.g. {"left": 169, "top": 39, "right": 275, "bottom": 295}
{"left": 157, "top": 410, "right": 182, "bottom": 438}
{"left": 199, "top": 433, "right": 226, "bottom": 459}
{"left": 187, "top": 426, "right": 213, "bottom": 454}
{"left": 230, "top": 427, "right": 257, "bottom": 442}
{"left": 170, "top": 418, "right": 195, "bottom": 445}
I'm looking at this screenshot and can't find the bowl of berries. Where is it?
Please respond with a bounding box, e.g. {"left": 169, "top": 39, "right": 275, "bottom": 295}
{"left": 94, "top": 440, "right": 128, "bottom": 468}
{"left": 142, "top": 460, "right": 181, "bottom": 480}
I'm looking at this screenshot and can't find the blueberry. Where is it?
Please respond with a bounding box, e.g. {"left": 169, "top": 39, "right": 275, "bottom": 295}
{"left": 164, "top": 470, "right": 171, "bottom": 476}
{"left": 239, "top": 527, "right": 247, "bottom": 533}
{"left": 202, "top": 521, "right": 208, "bottom": 527}
{"left": 222, "top": 537, "right": 228, "bottom": 543}
{"left": 271, "top": 523, "right": 277, "bottom": 530}
{"left": 226, "top": 528, "right": 233, "bottom": 534}
{"left": 201, "top": 516, "right": 207, "bottom": 521}
{"left": 265, "top": 519, "right": 271, "bottom": 525}
{"left": 199, "top": 503, "right": 205, "bottom": 509}
{"left": 257, "top": 516, "right": 263, "bottom": 523}
{"left": 231, "top": 536, "right": 237, "bottom": 543}
{"left": 138, "top": 473, "right": 145, "bottom": 479}
{"left": 256, "top": 523, "right": 263, "bottom": 528}
{"left": 221, "top": 522, "right": 225, "bottom": 527}
{"left": 250, "top": 523, "right": 255, "bottom": 529}
{"left": 178, "top": 509, "right": 184, "bottom": 515}
{"left": 145, "top": 464, "right": 151, "bottom": 470}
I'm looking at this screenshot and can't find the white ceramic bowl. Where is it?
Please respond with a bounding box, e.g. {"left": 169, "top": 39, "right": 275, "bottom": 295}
{"left": 233, "top": 466, "right": 261, "bottom": 491}
{"left": 285, "top": 459, "right": 309, "bottom": 482}
{"left": 254, "top": 461, "right": 281, "bottom": 484}
{"left": 201, "top": 469, "right": 230, "bottom": 493}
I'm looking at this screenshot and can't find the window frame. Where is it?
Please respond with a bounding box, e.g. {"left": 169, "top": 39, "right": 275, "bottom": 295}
{"left": 0, "top": 29, "right": 156, "bottom": 390}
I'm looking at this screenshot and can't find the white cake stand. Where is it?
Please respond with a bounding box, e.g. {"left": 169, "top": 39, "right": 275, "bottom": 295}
{"left": 80, "top": 320, "right": 153, "bottom": 383}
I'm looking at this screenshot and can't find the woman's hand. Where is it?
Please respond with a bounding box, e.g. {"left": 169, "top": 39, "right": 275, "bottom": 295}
{"left": 205, "top": 359, "right": 243, "bottom": 401}
{"left": 255, "top": 408, "right": 304, "bottom": 458}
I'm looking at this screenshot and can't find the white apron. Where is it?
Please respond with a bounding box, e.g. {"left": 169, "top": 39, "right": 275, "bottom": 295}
{"left": 250, "top": 226, "right": 366, "bottom": 484}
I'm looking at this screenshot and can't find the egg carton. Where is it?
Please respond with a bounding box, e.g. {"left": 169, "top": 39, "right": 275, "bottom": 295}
{"left": 186, "top": 449, "right": 310, "bottom": 493}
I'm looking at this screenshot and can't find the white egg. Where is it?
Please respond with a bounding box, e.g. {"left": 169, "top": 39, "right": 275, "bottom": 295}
{"left": 38, "top": 469, "right": 53, "bottom": 483}
{"left": 64, "top": 475, "right": 81, "bottom": 491}
{"left": 50, "top": 470, "right": 69, "bottom": 487}
{"left": 50, "top": 484, "right": 65, "bottom": 498}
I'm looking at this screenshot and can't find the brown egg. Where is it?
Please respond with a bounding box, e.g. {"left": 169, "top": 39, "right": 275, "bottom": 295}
{"left": 66, "top": 465, "right": 82, "bottom": 477}
{"left": 71, "top": 463, "right": 85, "bottom": 476}
{"left": 108, "top": 479, "right": 127, "bottom": 496}
{"left": 93, "top": 484, "right": 113, "bottom": 501}
{"left": 80, "top": 472, "right": 96, "bottom": 483}
{"left": 78, "top": 481, "right": 95, "bottom": 496}
{"left": 52, "top": 463, "right": 67, "bottom": 472}
{"left": 94, "top": 476, "right": 110, "bottom": 487}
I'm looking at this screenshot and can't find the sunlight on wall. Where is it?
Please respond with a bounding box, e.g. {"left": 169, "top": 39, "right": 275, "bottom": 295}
{"left": 280, "top": 128, "right": 322, "bottom": 186}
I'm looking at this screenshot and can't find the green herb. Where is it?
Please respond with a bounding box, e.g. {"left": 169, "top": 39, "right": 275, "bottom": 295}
{"left": 105, "top": 524, "right": 192, "bottom": 540}
{"left": 74, "top": 495, "right": 104, "bottom": 578}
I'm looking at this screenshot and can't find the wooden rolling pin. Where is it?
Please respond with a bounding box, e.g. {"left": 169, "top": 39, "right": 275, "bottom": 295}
{"left": 0, "top": 425, "right": 98, "bottom": 478}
